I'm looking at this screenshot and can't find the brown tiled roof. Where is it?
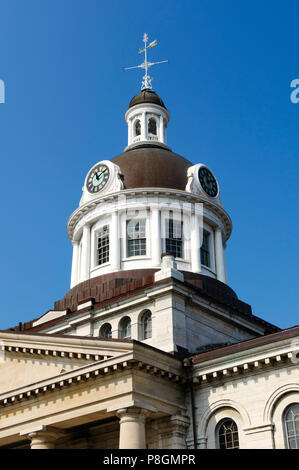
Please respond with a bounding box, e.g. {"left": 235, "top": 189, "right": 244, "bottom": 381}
{"left": 4, "top": 270, "right": 279, "bottom": 337}
{"left": 185, "top": 325, "right": 299, "bottom": 365}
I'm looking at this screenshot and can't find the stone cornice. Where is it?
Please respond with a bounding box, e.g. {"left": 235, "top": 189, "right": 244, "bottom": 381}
{"left": 67, "top": 188, "right": 232, "bottom": 241}
{"left": 186, "top": 335, "right": 299, "bottom": 386}
{"left": 0, "top": 349, "right": 185, "bottom": 408}
{"left": 0, "top": 331, "right": 133, "bottom": 357}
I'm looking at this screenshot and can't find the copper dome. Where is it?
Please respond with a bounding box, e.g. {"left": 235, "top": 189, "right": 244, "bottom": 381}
{"left": 129, "top": 89, "right": 167, "bottom": 110}
{"left": 112, "top": 144, "right": 191, "bottom": 190}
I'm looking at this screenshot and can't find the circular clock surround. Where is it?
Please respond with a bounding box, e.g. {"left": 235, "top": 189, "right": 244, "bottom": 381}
{"left": 198, "top": 166, "right": 218, "bottom": 197}
{"left": 86, "top": 164, "right": 110, "bottom": 194}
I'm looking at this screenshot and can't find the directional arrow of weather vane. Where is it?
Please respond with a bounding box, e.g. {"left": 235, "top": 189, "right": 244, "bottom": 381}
{"left": 123, "top": 33, "right": 169, "bottom": 90}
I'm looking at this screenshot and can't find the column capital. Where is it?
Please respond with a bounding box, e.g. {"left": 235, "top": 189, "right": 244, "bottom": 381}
{"left": 117, "top": 407, "right": 149, "bottom": 449}
{"left": 116, "top": 406, "right": 150, "bottom": 422}
{"left": 215, "top": 226, "right": 224, "bottom": 237}
{"left": 23, "top": 426, "right": 64, "bottom": 449}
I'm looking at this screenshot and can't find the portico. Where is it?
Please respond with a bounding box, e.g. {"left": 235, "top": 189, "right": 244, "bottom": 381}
{"left": 0, "top": 331, "right": 187, "bottom": 449}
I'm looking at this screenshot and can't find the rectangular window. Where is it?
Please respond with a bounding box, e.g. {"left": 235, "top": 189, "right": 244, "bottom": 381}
{"left": 97, "top": 225, "right": 109, "bottom": 265}
{"left": 165, "top": 218, "right": 183, "bottom": 258}
{"left": 127, "top": 219, "right": 146, "bottom": 257}
{"left": 200, "top": 231, "right": 210, "bottom": 267}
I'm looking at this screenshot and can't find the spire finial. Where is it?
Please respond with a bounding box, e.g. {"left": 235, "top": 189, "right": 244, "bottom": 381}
{"left": 123, "top": 33, "right": 168, "bottom": 90}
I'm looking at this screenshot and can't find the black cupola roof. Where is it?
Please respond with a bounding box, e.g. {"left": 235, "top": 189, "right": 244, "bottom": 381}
{"left": 129, "top": 89, "right": 167, "bottom": 110}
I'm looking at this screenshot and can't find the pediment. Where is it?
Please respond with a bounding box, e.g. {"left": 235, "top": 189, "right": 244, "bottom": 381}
{"left": 32, "top": 310, "right": 67, "bottom": 327}
{"left": 0, "top": 331, "right": 133, "bottom": 395}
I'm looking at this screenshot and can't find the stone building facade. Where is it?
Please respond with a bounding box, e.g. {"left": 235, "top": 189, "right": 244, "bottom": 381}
{"left": 0, "top": 88, "right": 298, "bottom": 449}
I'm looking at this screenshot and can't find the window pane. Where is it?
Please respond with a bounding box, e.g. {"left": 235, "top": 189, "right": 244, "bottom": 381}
{"left": 165, "top": 219, "right": 183, "bottom": 259}
{"left": 97, "top": 225, "right": 109, "bottom": 265}
{"left": 200, "top": 232, "right": 210, "bottom": 267}
{"left": 127, "top": 219, "right": 146, "bottom": 257}
{"left": 100, "top": 323, "right": 112, "bottom": 339}
{"left": 218, "top": 419, "right": 239, "bottom": 449}
{"left": 141, "top": 310, "right": 152, "bottom": 340}
{"left": 289, "top": 438, "right": 297, "bottom": 449}
{"left": 120, "top": 317, "right": 131, "bottom": 339}
{"left": 284, "top": 404, "right": 299, "bottom": 449}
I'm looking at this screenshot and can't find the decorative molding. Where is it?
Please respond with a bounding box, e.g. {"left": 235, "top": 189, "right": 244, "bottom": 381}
{"left": 67, "top": 188, "right": 232, "bottom": 242}
{"left": 198, "top": 398, "right": 251, "bottom": 436}
{"left": 263, "top": 383, "right": 299, "bottom": 423}
{"left": 191, "top": 352, "right": 295, "bottom": 386}
{"left": 2, "top": 344, "right": 109, "bottom": 362}
{"left": 0, "top": 355, "right": 185, "bottom": 408}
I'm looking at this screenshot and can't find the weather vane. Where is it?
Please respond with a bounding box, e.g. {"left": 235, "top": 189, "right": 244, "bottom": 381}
{"left": 123, "top": 33, "right": 168, "bottom": 90}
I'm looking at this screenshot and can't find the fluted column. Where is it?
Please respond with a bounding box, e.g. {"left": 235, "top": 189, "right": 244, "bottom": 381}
{"left": 117, "top": 407, "right": 148, "bottom": 449}
{"left": 151, "top": 207, "right": 161, "bottom": 267}
{"left": 28, "top": 430, "right": 58, "bottom": 449}
{"left": 70, "top": 240, "right": 80, "bottom": 288}
{"left": 214, "top": 228, "right": 226, "bottom": 283}
{"left": 191, "top": 214, "right": 201, "bottom": 273}
{"left": 111, "top": 211, "right": 120, "bottom": 270}
{"left": 80, "top": 224, "right": 91, "bottom": 282}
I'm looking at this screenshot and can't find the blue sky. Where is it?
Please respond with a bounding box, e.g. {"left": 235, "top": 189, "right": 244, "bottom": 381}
{"left": 0, "top": 0, "right": 298, "bottom": 330}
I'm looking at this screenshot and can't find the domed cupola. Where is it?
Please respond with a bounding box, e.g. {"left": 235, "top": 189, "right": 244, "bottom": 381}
{"left": 125, "top": 88, "right": 170, "bottom": 151}
{"left": 129, "top": 89, "right": 167, "bottom": 109}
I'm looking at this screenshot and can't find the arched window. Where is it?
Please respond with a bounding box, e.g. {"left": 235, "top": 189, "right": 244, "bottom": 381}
{"left": 284, "top": 403, "right": 299, "bottom": 449}
{"left": 119, "top": 316, "right": 131, "bottom": 339}
{"left": 99, "top": 323, "right": 112, "bottom": 339}
{"left": 141, "top": 310, "right": 152, "bottom": 340}
{"left": 217, "top": 419, "right": 239, "bottom": 449}
{"left": 134, "top": 119, "right": 141, "bottom": 136}
{"left": 148, "top": 117, "right": 157, "bottom": 135}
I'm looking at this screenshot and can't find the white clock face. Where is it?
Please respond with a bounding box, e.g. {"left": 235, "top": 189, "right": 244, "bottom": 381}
{"left": 86, "top": 164, "right": 110, "bottom": 194}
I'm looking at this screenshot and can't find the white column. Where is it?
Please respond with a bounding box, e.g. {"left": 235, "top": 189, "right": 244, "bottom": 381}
{"left": 70, "top": 240, "right": 80, "bottom": 288}
{"left": 128, "top": 119, "right": 132, "bottom": 146}
{"left": 119, "top": 209, "right": 126, "bottom": 262}
{"left": 80, "top": 224, "right": 91, "bottom": 282}
{"left": 141, "top": 112, "right": 147, "bottom": 141}
{"left": 190, "top": 214, "right": 201, "bottom": 273}
{"left": 214, "top": 228, "right": 226, "bottom": 283}
{"left": 159, "top": 115, "right": 164, "bottom": 144}
{"left": 151, "top": 207, "right": 161, "bottom": 267}
{"left": 111, "top": 211, "right": 120, "bottom": 271}
{"left": 28, "top": 430, "right": 58, "bottom": 449}
{"left": 117, "top": 408, "right": 148, "bottom": 449}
